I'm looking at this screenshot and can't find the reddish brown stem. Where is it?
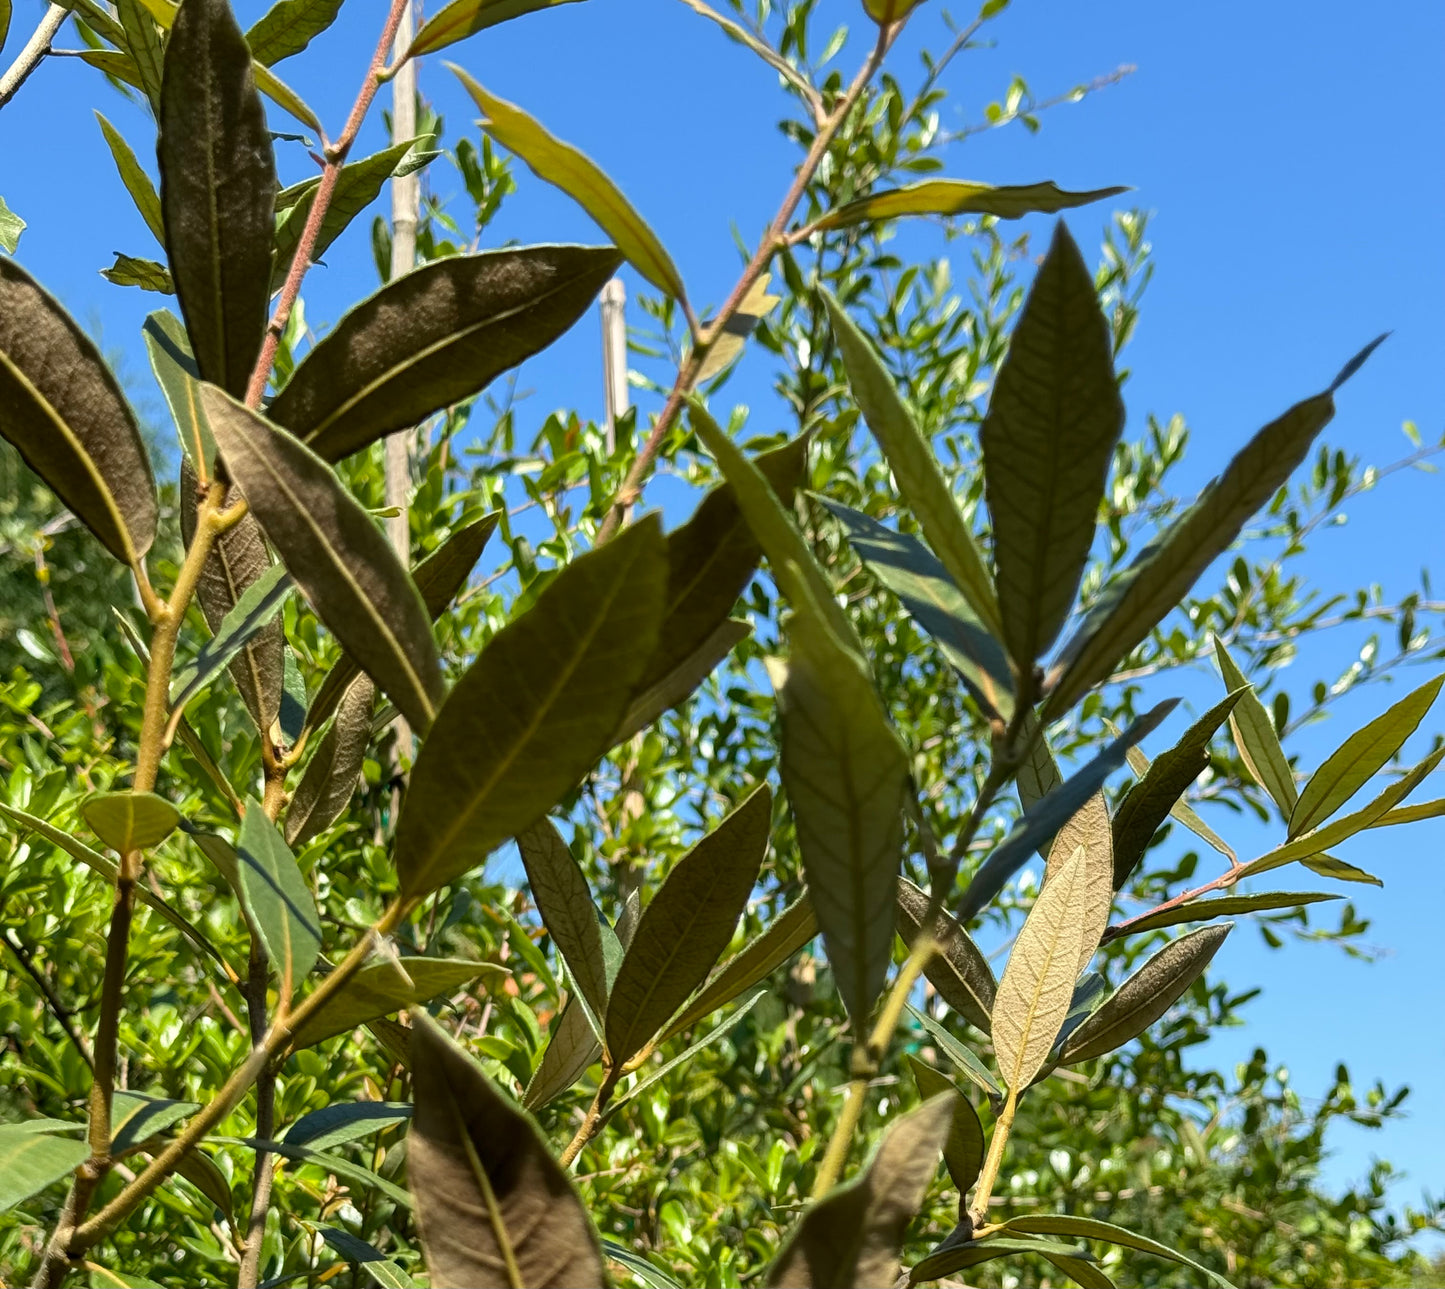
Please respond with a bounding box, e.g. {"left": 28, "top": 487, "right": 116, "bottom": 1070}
{"left": 1101, "top": 864, "right": 1244, "bottom": 944}
{"left": 243, "top": 0, "right": 412, "bottom": 409}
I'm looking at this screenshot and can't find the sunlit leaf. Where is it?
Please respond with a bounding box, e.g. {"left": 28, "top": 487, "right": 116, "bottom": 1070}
{"left": 0, "top": 195, "right": 24, "bottom": 253}
{"left": 236, "top": 799, "right": 321, "bottom": 999}
{"left": 409, "top": 1010, "right": 605, "bottom": 1288}
{"left": 997, "top": 1214, "right": 1236, "bottom": 1288}
{"left": 409, "top": 0, "right": 583, "bottom": 56}
{"left": 95, "top": 112, "right": 164, "bottom": 246}
{"left": 116, "top": 0, "right": 164, "bottom": 108}
{"left": 818, "top": 179, "right": 1128, "bottom": 230}
{"left": 1111, "top": 891, "right": 1339, "bottom": 938}
{"left": 284, "top": 673, "right": 374, "bottom": 846}
{"left": 81, "top": 792, "right": 180, "bottom": 853}
{"left": 146, "top": 312, "right": 215, "bottom": 476}
{"left": 244, "top": 0, "right": 343, "bottom": 64}
{"left": 453, "top": 70, "right": 686, "bottom": 301}
{"left": 695, "top": 272, "right": 781, "bottom": 381}
{"left": 674, "top": 0, "right": 815, "bottom": 103}
{"left": 0, "top": 1125, "right": 88, "bottom": 1212}
{"left": 1213, "top": 639, "right": 1297, "bottom": 813}
{"left": 100, "top": 254, "right": 174, "bottom": 293}
{"left": 896, "top": 878, "right": 995, "bottom": 1031}
{"left": 1301, "top": 854, "right": 1383, "bottom": 886}
{"left": 283, "top": 1102, "right": 411, "bottom": 1151}
{"left": 250, "top": 59, "right": 322, "bottom": 133}
{"left": 910, "top": 1234, "right": 1094, "bottom": 1284}
{"left": 906, "top": 1003, "right": 1002, "bottom": 1100}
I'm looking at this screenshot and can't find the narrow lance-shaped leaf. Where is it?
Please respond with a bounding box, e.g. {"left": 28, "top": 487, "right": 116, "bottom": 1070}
{"left": 820, "top": 288, "right": 1002, "bottom": 637}
{"left": 408, "top": 1009, "right": 606, "bottom": 1289}
{"left": 522, "top": 996, "right": 601, "bottom": 1110}
{"left": 906, "top": 1057, "right": 986, "bottom": 1197}
{"left": 203, "top": 387, "right": 445, "bottom": 734}
{"left": 958, "top": 701, "right": 1176, "bottom": 922}
{"left": 997, "top": 1214, "right": 1237, "bottom": 1289}
{"left": 1015, "top": 712, "right": 1062, "bottom": 860}
{"left": 95, "top": 112, "right": 164, "bottom": 246}
{"left": 396, "top": 517, "right": 666, "bottom": 898}
{"left": 116, "top": 0, "right": 164, "bottom": 108}
{"left": 674, "top": 0, "right": 817, "bottom": 104}
{"left": 169, "top": 562, "right": 292, "bottom": 710}
{"left": 147, "top": 312, "right": 215, "bottom": 476}
{"left": 269, "top": 245, "right": 621, "bottom": 463}
{"left": 284, "top": 1102, "right": 412, "bottom": 1151}
{"left": 819, "top": 497, "right": 1014, "bottom": 722}
{"left": 289, "top": 958, "right": 506, "bottom": 1050}
{"left": 907, "top": 1004, "right": 1002, "bottom": 1101}
{"left": 661, "top": 892, "right": 817, "bottom": 1042}
{"left": 818, "top": 179, "right": 1129, "bottom": 230}
{"left": 1044, "top": 336, "right": 1388, "bottom": 718}
{"left": 606, "top": 785, "right": 771, "bottom": 1067}
{"left": 0, "top": 257, "right": 158, "bottom": 563}
{"left": 896, "top": 879, "right": 995, "bottom": 1032}
{"left": 768, "top": 1095, "right": 955, "bottom": 1289}
{"left": 991, "top": 845, "right": 1096, "bottom": 1093}
{"left": 1290, "top": 673, "right": 1444, "bottom": 836}
{"left": 980, "top": 221, "right": 1125, "bottom": 684}
{"left": 453, "top": 69, "right": 687, "bottom": 301}
{"left": 82, "top": 791, "right": 180, "bottom": 853}
{"left": 237, "top": 799, "right": 322, "bottom": 999}
{"left": 284, "top": 673, "right": 375, "bottom": 847}
{"left": 159, "top": 0, "right": 276, "bottom": 398}
{"left": 516, "top": 816, "right": 611, "bottom": 1023}
{"left": 250, "top": 59, "right": 322, "bottom": 134}
{"left": 1108, "top": 891, "right": 1340, "bottom": 940}
{"left": 1214, "top": 638, "right": 1297, "bottom": 813}
{"left": 244, "top": 0, "right": 344, "bottom": 64}
{"left": 1302, "top": 854, "right": 1383, "bottom": 886}
{"left": 1042, "top": 790, "right": 1113, "bottom": 980}
{"left": 1111, "top": 689, "right": 1244, "bottom": 889}
{"left": 410, "top": 0, "right": 584, "bottom": 56}
{"left": 1059, "top": 924, "right": 1231, "bottom": 1063}
{"left": 909, "top": 1234, "right": 1098, "bottom": 1284}
{"left": 611, "top": 619, "right": 752, "bottom": 747}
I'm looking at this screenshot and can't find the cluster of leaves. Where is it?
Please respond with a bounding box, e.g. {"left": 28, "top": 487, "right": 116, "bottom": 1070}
{"left": 1, "top": 0, "right": 1443, "bottom": 1287}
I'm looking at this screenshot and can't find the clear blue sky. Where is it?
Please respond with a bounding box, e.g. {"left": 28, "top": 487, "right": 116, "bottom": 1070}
{"left": 2, "top": 0, "right": 1441, "bottom": 1235}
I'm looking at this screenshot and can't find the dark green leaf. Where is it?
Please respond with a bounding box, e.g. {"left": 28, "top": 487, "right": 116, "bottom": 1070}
{"left": 603, "top": 1239, "right": 684, "bottom": 1289}
{"left": 522, "top": 996, "right": 600, "bottom": 1110}
{"left": 284, "top": 1102, "right": 411, "bottom": 1151}
{"left": 411, "top": 0, "right": 583, "bottom": 56}
{"left": 906, "top": 1057, "right": 985, "bottom": 1196}
{"left": 285, "top": 673, "right": 374, "bottom": 846}
{"left": 1301, "top": 854, "right": 1382, "bottom": 886}
{"left": 818, "top": 179, "right": 1128, "bottom": 230}
{"left": 910, "top": 1235, "right": 1092, "bottom": 1283}
{"left": 236, "top": 798, "right": 321, "bottom": 998}
{"left": 1214, "top": 638, "right": 1297, "bottom": 813}
{"left": 0, "top": 1125, "right": 88, "bottom": 1211}
{"left": 661, "top": 892, "right": 816, "bottom": 1042}
{"left": 289, "top": 958, "right": 505, "bottom": 1049}
{"left": 1044, "top": 338, "right": 1390, "bottom": 716}
{"left": 606, "top": 785, "right": 771, "bottom": 1066}
{"left": 517, "top": 816, "right": 611, "bottom": 1023}
{"left": 1060, "top": 924, "right": 1231, "bottom": 1063}
{"left": 408, "top": 1009, "right": 605, "bottom": 1288}
{"left": 109, "top": 1091, "right": 197, "bottom": 1154}
{"left": 820, "top": 288, "right": 1002, "bottom": 635}
{"left": 271, "top": 245, "right": 620, "bottom": 462}
{"left": 1290, "top": 673, "right": 1444, "bottom": 835}
{"left": 1043, "top": 1253, "right": 1118, "bottom": 1289}
{"left": 170, "top": 562, "right": 291, "bottom": 709}
{"left": 896, "top": 878, "right": 995, "bottom": 1032}
{"left": 998, "top": 1214, "right": 1236, "bottom": 1289}
{"left": 81, "top": 791, "right": 180, "bottom": 853}
{"left": 819, "top": 498, "right": 1014, "bottom": 721}
{"left": 1111, "top": 689, "right": 1244, "bottom": 889}
{"left": 396, "top": 516, "right": 666, "bottom": 898}
{"left": 905, "top": 1004, "right": 1001, "bottom": 1099}
{"left": 159, "top": 0, "right": 276, "bottom": 397}
{"left": 612, "top": 619, "right": 751, "bottom": 745}
{"left": 958, "top": 702, "right": 1177, "bottom": 922}
{"left": 95, "top": 112, "right": 164, "bottom": 245}
{"left": 146, "top": 312, "right": 215, "bottom": 475}
{"left": 0, "top": 257, "right": 158, "bottom": 563}
{"left": 203, "top": 387, "right": 445, "bottom": 733}
{"left": 244, "top": 0, "right": 343, "bottom": 64}
{"left": 224, "top": 1135, "right": 411, "bottom": 1208}
{"left": 980, "top": 222, "right": 1124, "bottom": 681}
{"left": 1112, "top": 891, "right": 1340, "bottom": 938}
{"left": 454, "top": 71, "right": 685, "bottom": 300}
{"left": 769, "top": 1095, "right": 954, "bottom": 1288}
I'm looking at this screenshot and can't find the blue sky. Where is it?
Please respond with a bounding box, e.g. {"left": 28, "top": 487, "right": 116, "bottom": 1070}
{"left": 2, "top": 0, "right": 1442, "bottom": 1237}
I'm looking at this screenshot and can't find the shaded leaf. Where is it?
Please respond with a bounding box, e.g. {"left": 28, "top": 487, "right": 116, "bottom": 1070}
{"left": 285, "top": 673, "right": 375, "bottom": 846}
{"left": 674, "top": 0, "right": 815, "bottom": 103}
{"left": 1059, "top": 924, "right": 1231, "bottom": 1063}
{"left": 603, "top": 1240, "right": 684, "bottom": 1289}
{"left": 397, "top": 516, "right": 666, "bottom": 898}
{"left": 695, "top": 272, "right": 781, "bottom": 382}
{"left": 612, "top": 619, "right": 751, "bottom": 745}
{"left": 998, "top": 1214, "right": 1236, "bottom": 1289}
{"left": 1043, "top": 1253, "right": 1118, "bottom": 1289}
{"left": 244, "top": 0, "right": 343, "bottom": 64}
{"left": 410, "top": 0, "right": 583, "bottom": 56}
{"left": 992, "top": 845, "right": 1095, "bottom": 1092}
{"left": 454, "top": 70, "right": 685, "bottom": 300}
{"left": 237, "top": 798, "right": 321, "bottom": 998}
{"left": 0, "top": 257, "right": 158, "bottom": 563}
{"left": 958, "top": 702, "right": 1176, "bottom": 922}
{"left": 109, "top": 1092, "right": 197, "bottom": 1154}
{"left": 290, "top": 958, "right": 505, "bottom": 1049}
{"left": 82, "top": 791, "right": 180, "bottom": 853}
{"left": 95, "top": 112, "right": 164, "bottom": 246}
{"left": 818, "top": 179, "right": 1127, "bottom": 230}
{"left": 910, "top": 1234, "right": 1092, "bottom": 1283}
{"left": 203, "top": 386, "right": 444, "bottom": 733}
{"left": 0, "top": 1125, "right": 89, "bottom": 1212}
{"left": 1044, "top": 339, "right": 1389, "bottom": 717}
{"left": 517, "top": 816, "right": 611, "bottom": 1022}
{"left": 270, "top": 245, "right": 619, "bottom": 462}
{"left": 906, "top": 1056, "right": 985, "bottom": 1196}
{"left": 769, "top": 1094, "right": 954, "bottom": 1288}
{"left": 223, "top": 1134, "right": 410, "bottom": 1208}
{"left": 896, "top": 878, "right": 995, "bottom": 1032}
{"left": 408, "top": 1010, "right": 605, "bottom": 1288}
{"left": 905, "top": 1004, "right": 1002, "bottom": 1100}
{"left": 522, "top": 996, "right": 600, "bottom": 1110}
{"left": 606, "top": 785, "right": 771, "bottom": 1066}
{"left": 980, "top": 222, "right": 1124, "bottom": 680}
{"left": 170, "top": 562, "right": 291, "bottom": 709}
{"left": 284, "top": 1102, "right": 411, "bottom": 1151}
{"left": 159, "top": 0, "right": 276, "bottom": 398}
{"left": 1214, "top": 638, "right": 1297, "bottom": 813}
{"left": 1111, "top": 891, "right": 1340, "bottom": 938}
{"left": 662, "top": 892, "right": 816, "bottom": 1042}
{"left": 820, "top": 288, "right": 1001, "bottom": 636}
{"left": 1301, "top": 854, "right": 1382, "bottom": 886}
{"left": 1290, "top": 673, "right": 1444, "bottom": 836}
{"left": 819, "top": 497, "right": 1013, "bottom": 721}
{"left": 146, "top": 312, "right": 215, "bottom": 475}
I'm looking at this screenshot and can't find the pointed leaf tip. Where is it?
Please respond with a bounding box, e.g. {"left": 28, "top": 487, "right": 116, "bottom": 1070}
{"left": 1328, "top": 332, "right": 1390, "bottom": 393}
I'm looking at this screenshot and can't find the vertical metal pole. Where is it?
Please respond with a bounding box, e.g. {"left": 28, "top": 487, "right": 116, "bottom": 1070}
{"left": 599, "top": 276, "right": 628, "bottom": 452}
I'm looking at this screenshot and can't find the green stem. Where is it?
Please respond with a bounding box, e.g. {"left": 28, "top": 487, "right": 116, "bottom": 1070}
{"left": 968, "top": 1086, "right": 1018, "bottom": 1225}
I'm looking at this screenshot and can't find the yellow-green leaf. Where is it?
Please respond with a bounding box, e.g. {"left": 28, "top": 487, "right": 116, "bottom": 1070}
{"left": 906, "top": 1056, "right": 985, "bottom": 1196}
{"left": 452, "top": 68, "right": 687, "bottom": 302}
{"left": 1042, "top": 791, "right": 1112, "bottom": 979}
{"left": 410, "top": 0, "right": 584, "bottom": 58}
{"left": 0, "top": 1125, "right": 88, "bottom": 1212}
{"left": 237, "top": 798, "right": 321, "bottom": 999}
{"left": 818, "top": 179, "right": 1128, "bottom": 230}
{"left": 95, "top": 112, "right": 164, "bottom": 247}
{"left": 1110, "top": 891, "right": 1339, "bottom": 939}
{"left": 81, "top": 791, "right": 180, "bottom": 853}
{"left": 1214, "top": 638, "right": 1297, "bottom": 813}
{"left": 244, "top": 0, "right": 343, "bottom": 65}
